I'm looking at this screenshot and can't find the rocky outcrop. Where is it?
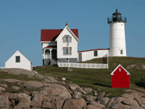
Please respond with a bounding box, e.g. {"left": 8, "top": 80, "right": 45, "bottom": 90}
{"left": 1, "top": 68, "right": 145, "bottom": 109}
{"left": 126, "top": 64, "right": 145, "bottom": 69}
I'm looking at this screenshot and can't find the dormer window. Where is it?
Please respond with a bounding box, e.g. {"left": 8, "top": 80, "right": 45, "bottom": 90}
{"left": 62, "top": 35, "right": 71, "bottom": 43}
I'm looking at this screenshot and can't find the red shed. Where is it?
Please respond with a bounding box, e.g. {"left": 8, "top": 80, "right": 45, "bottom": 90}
{"left": 111, "top": 64, "right": 130, "bottom": 88}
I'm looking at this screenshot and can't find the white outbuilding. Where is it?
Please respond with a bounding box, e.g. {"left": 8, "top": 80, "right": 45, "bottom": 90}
{"left": 5, "top": 50, "right": 32, "bottom": 71}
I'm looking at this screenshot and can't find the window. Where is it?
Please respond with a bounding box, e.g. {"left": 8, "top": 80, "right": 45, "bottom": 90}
{"left": 120, "top": 50, "right": 123, "bottom": 54}
{"left": 94, "top": 51, "right": 98, "bottom": 56}
{"left": 63, "top": 47, "right": 72, "bottom": 55}
{"left": 62, "top": 35, "right": 71, "bottom": 43}
{"left": 16, "top": 56, "right": 20, "bottom": 63}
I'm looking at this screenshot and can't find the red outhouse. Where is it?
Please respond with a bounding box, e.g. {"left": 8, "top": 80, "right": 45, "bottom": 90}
{"left": 111, "top": 64, "right": 130, "bottom": 88}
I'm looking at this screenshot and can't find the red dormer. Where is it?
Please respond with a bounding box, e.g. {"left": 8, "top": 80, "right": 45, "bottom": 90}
{"left": 111, "top": 64, "right": 130, "bottom": 88}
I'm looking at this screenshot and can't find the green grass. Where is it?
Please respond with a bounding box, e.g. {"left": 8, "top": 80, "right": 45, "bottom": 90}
{"left": 33, "top": 57, "right": 145, "bottom": 97}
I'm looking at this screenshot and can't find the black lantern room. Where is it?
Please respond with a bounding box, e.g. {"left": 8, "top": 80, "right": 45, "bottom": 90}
{"left": 107, "top": 9, "right": 127, "bottom": 24}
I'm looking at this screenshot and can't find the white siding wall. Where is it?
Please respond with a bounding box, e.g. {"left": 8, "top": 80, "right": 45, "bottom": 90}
{"left": 79, "top": 50, "right": 109, "bottom": 62}
{"left": 57, "top": 27, "right": 78, "bottom": 59}
{"left": 110, "top": 22, "right": 127, "bottom": 56}
{"left": 5, "top": 50, "right": 32, "bottom": 71}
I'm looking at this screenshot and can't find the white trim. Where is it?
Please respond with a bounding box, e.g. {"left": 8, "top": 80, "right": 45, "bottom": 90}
{"left": 66, "top": 26, "right": 79, "bottom": 42}
{"left": 111, "top": 64, "right": 130, "bottom": 75}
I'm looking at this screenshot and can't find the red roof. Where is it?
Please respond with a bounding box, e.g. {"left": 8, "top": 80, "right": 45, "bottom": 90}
{"left": 41, "top": 29, "right": 79, "bottom": 41}
{"left": 78, "top": 48, "right": 109, "bottom": 53}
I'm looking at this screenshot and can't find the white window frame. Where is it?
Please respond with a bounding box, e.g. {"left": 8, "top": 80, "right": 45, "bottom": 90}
{"left": 62, "top": 35, "right": 71, "bottom": 43}
{"left": 63, "top": 47, "right": 72, "bottom": 55}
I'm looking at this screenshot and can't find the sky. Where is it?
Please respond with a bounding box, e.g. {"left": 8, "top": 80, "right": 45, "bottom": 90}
{"left": 0, "top": 0, "right": 145, "bottom": 67}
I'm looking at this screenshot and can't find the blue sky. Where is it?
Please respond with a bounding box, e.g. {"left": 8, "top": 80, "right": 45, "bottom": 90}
{"left": 0, "top": 0, "right": 145, "bottom": 67}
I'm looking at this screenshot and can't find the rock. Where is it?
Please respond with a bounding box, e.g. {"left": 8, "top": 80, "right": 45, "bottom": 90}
{"left": 0, "top": 79, "right": 20, "bottom": 83}
{"left": 126, "top": 64, "right": 145, "bottom": 69}
{"left": 63, "top": 98, "right": 86, "bottom": 109}
{"left": 41, "top": 84, "right": 71, "bottom": 101}
{"left": 51, "top": 100, "right": 64, "bottom": 109}
{"left": 86, "top": 105, "right": 102, "bottom": 109}
{"left": 45, "top": 76, "right": 58, "bottom": 83}
{"left": 105, "top": 97, "right": 116, "bottom": 108}
{"left": 1, "top": 68, "right": 36, "bottom": 78}
{"left": 93, "top": 90, "right": 98, "bottom": 96}
{"left": 0, "top": 83, "right": 7, "bottom": 88}
{"left": 111, "top": 97, "right": 126, "bottom": 106}
{"left": 77, "top": 87, "right": 87, "bottom": 94}
{"left": 22, "top": 81, "right": 43, "bottom": 90}
{"left": 126, "top": 64, "right": 136, "bottom": 69}
{"left": 12, "top": 93, "right": 31, "bottom": 109}
{"left": 83, "top": 87, "right": 93, "bottom": 94}
{"left": 130, "top": 107, "right": 144, "bottom": 109}
{"left": 69, "top": 84, "right": 86, "bottom": 94}
{"left": 41, "top": 94, "right": 50, "bottom": 102}
{"left": 68, "top": 84, "right": 80, "bottom": 91}
{"left": 121, "top": 93, "right": 134, "bottom": 99}
{"left": 11, "top": 86, "right": 20, "bottom": 90}
{"left": 89, "top": 101, "right": 105, "bottom": 108}
{"left": 111, "top": 102, "right": 131, "bottom": 109}
{"left": 98, "top": 97, "right": 110, "bottom": 105}
{"left": 0, "top": 94, "right": 9, "bottom": 109}
{"left": 122, "top": 98, "right": 132, "bottom": 105}
{"left": 42, "top": 102, "right": 52, "bottom": 108}
{"left": 30, "top": 92, "right": 42, "bottom": 108}
{"left": 84, "top": 95, "right": 97, "bottom": 103}
{"left": 98, "top": 91, "right": 105, "bottom": 98}
{"left": 34, "top": 74, "right": 44, "bottom": 79}
{"left": 72, "top": 91, "right": 82, "bottom": 99}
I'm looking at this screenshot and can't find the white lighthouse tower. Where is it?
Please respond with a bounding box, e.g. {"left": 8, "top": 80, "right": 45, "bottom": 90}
{"left": 108, "top": 9, "right": 127, "bottom": 56}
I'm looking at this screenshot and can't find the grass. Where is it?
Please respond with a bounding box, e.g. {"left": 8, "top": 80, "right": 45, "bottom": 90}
{"left": 33, "top": 57, "right": 145, "bottom": 97}
{"left": 1, "top": 57, "right": 145, "bottom": 97}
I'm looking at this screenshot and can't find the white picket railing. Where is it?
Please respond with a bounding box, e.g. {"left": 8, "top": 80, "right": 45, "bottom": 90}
{"left": 58, "top": 62, "right": 108, "bottom": 69}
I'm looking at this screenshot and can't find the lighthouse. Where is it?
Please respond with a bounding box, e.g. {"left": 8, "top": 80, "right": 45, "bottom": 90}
{"left": 107, "top": 9, "right": 127, "bottom": 57}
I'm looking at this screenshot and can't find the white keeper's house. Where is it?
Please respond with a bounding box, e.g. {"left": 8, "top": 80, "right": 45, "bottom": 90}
{"left": 40, "top": 9, "right": 127, "bottom": 65}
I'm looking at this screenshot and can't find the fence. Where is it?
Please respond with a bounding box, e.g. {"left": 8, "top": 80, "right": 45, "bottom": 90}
{"left": 58, "top": 62, "right": 108, "bottom": 69}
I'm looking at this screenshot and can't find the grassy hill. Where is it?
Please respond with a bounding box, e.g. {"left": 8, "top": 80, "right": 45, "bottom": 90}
{"left": 33, "top": 57, "right": 145, "bottom": 97}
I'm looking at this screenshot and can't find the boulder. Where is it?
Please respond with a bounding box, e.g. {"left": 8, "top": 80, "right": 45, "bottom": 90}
{"left": 84, "top": 95, "right": 97, "bottom": 103}
{"left": 12, "top": 93, "right": 31, "bottom": 109}
{"left": 0, "top": 79, "right": 20, "bottom": 83}
{"left": 0, "top": 94, "right": 9, "bottom": 109}
{"left": 45, "top": 76, "right": 58, "bottom": 83}
{"left": 83, "top": 87, "right": 93, "bottom": 94}
{"left": 126, "top": 64, "right": 145, "bottom": 69}
{"left": 86, "top": 105, "right": 101, "bottom": 109}
{"left": 105, "top": 97, "right": 116, "bottom": 108}
{"left": 98, "top": 91, "right": 105, "bottom": 98}
{"left": 111, "top": 97, "right": 126, "bottom": 106}
{"left": 1, "top": 68, "right": 35, "bottom": 78}
{"left": 93, "top": 90, "right": 98, "bottom": 96}
{"left": 41, "top": 102, "right": 52, "bottom": 108}
{"left": 40, "top": 84, "right": 71, "bottom": 101}
{"left": 0, "top": 83, "right": 7, "bottom": 88}
{"left": 11, "top": 86, "right": 20, "bottom": 90}
{"left": 22, "top": 81, "right": 43, "bottom": 90}
{"left": 34, "top": 74, "right": 44, "bottom": 79}
{"left": 111, "top": 102, "right": 131, "bottom": 109}
{"left": 72, "top": 91, "right": 82, "bottom": 99}
{"left": 69, "top": 84, "right": 86, "bottom": 94}
{"left": 89, "top": 101, "right": 105, "bottom": 108}
{"left": 68, "top": 84, "right": 80, "bottom": 91}
{"left": 63, "top": 98, "right": 86, "bottom": 109}
{"left": 98, "top": 97, "right": 110, "bottom": 105}
{"left": 30, "top": 92, "right": 43, "bottom": 108}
